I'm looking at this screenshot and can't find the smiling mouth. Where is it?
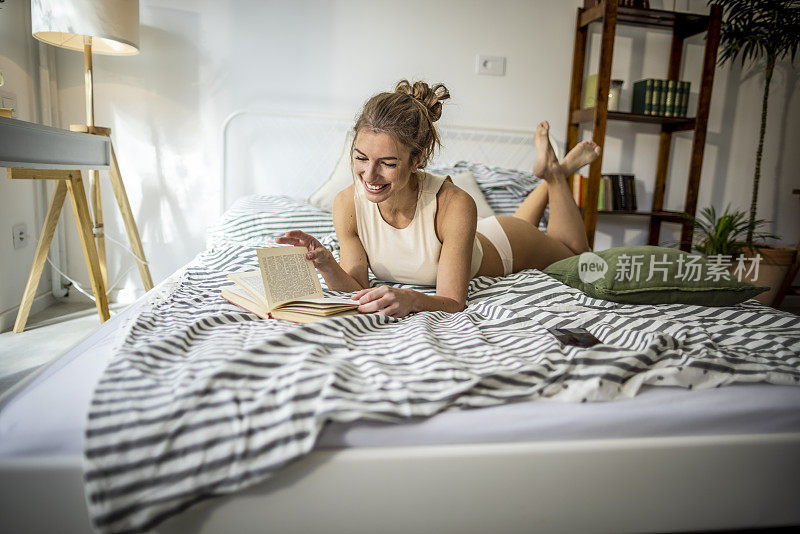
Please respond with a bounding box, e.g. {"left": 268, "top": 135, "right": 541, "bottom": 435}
{"left": 363, "top": 181, "right": 389, "bottom": 194}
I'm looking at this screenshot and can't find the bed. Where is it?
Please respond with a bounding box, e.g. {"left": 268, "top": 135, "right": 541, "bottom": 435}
{"left": 1, "top": 112, "right": 799, "bottom": 534}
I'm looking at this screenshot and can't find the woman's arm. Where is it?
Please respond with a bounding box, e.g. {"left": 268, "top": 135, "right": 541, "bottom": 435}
{"left": 429, "top": 183, "right": 477, "bottom": 310}
{"left": 275, "top": 186, "right": 368, "bottom": 293}
{"left": 355, "top": 183, "right": 477, "bottom": 317}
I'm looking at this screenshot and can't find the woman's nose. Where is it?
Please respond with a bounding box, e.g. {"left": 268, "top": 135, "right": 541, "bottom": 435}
{"left": 364, "top": 162, "right": 378, "bottom": 180}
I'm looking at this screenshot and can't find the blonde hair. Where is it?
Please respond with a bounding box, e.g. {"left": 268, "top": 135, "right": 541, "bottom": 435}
{"left": 351, "top": 80, "right": 451, "bottom": 172}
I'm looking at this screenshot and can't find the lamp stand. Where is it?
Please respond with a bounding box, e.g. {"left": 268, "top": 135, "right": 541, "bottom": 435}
{"left": 80, "top": 38, "right": 107, "bottom": 287}
{"left": 69, "top": 38, "right": 153, "bottom": 305}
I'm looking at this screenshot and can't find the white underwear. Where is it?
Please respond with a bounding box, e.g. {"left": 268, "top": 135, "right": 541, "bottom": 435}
{"left": 476, "top": 216, "right": 513, "bottom": 276}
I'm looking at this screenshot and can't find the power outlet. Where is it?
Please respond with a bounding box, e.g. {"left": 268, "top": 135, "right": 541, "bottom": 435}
{"left": 12, "top": 223, "right": 27, "bottom": 249}
{"left": 475, "top": 55, "right": 506, "bottom": 76}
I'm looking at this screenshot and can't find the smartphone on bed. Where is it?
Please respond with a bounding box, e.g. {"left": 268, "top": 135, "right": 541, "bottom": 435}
{"left": 547, "top": 327, "right": 602, "bottom": 347}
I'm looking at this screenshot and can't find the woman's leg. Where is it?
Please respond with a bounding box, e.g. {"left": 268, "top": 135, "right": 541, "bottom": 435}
{"left": 514, "top": 127, "right": 601, "bottom": 231}
{"left": 513, "top": 181, "right": 549, "bottom": 227}
{"left": 515, "top": 121, "right": 598, "bottom": 255}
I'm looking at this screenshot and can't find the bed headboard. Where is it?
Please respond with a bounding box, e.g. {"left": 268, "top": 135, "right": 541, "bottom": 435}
{"left": 221, "top": 110, "right": 553, "bottom": 212}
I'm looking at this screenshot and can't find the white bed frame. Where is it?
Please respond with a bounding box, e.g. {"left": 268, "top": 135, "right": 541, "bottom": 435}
{"left": 220, "top": 110, "right": 550, "bottom": 211}
{"left": 1, "top": 111, "right": 798, "bottom": 534}
{"left": 3, "top": 434, "right": 798, "bottom": 534}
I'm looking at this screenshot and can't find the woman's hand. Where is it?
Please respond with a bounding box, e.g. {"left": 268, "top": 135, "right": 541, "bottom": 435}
{"left": 353, "top": 286, "right": 418, "bottom": 318}
{"left": 275, "top": 230, "right": 336, "bottom": 271}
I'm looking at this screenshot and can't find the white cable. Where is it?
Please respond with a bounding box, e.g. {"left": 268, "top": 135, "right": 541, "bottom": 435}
{"left": 45, "top": 255, "right": 98, "bottom": 301}
{"left": 46, "top": 231, "right": 148, "bottom": 302}
{"left": 103, "top": 233, "right": 150, "bottom": 265}
{"left": 46, "top": 255, "right": 139, "bottom": 301}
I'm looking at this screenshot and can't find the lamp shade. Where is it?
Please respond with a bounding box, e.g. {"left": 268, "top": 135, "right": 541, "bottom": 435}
{"left": 31, "top": 0, "right": 139, "bottom": 55}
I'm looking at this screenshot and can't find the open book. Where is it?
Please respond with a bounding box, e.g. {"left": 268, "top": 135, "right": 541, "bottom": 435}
{"left": 221, "top": 246, "right": 359, "bottom": 323}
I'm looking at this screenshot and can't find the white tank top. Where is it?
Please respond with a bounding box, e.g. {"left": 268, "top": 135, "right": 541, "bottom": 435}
{"left": 354, "top": 172, "right": 483, "bottom": 286}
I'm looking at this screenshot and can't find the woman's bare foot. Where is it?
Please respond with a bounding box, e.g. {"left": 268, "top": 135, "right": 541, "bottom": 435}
{"left": 532, "top": 121, "right": 558, "bottom": 179}
{"left": 561, "top": 140, "right": 602, "bottom": 176}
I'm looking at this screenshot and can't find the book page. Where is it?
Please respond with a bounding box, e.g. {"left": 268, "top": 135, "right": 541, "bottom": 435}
{"left": 227, "top": 271, "right": 266, "bottom": 303}
{"left": 256, "top": 246, "right": 323, "bottom": 310}
{"left": 221, "top": 284, "right": 269, "bottom": 319}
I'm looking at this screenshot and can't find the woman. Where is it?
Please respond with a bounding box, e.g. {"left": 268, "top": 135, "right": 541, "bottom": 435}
{"left": 277, "top": 80, "right": 600, "bottom": 318}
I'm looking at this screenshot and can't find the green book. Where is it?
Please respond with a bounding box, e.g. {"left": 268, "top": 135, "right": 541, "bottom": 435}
{"left": 665, "top": 80, "right": 677, "bottom": 117}
{"left": 631, "top": 79, "right": 653, "bottom": 114}
{"left": 658, "top": 79, "right": 668, "bottom": 115}
{"left": 679, "top": 81, "right": 691, "bottom": 116}
{"left": 605, "top": 176, "right": 613, "bottom": 210}
{"left": 650, "top": 79, "right": 663, "bottom": 115}
{"left": 597, "top": 177, "right": 605, "bottom": 210}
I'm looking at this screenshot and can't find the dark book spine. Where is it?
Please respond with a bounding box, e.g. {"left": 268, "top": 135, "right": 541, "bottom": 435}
{"left": 620, "top": 174, "right": 631, "bottom": 210}
{"left": 622, "top": 174, "right": 636, "bottom": 211}
{"left": 610, "top": 174, "right": 625, "bottom": 210}
{"left": 632, "top": 80, "right": 646, "bottom": 114}
{"left": 629, "top": 176, "right": 638, "bottom": 211}
{"left": 680, "top": 81, "right": 691, "bottom": 116}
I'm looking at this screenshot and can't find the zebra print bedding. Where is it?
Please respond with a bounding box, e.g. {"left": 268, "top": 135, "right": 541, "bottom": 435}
{"left": 85, "top": 197, "right": 800, "bottom": 534}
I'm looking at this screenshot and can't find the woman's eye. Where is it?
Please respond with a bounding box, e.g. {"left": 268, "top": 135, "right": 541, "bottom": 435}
{"left": 382, "top": 162, "right": 397, "bottom": 168}
{"left": 354, "top": 156, "right": 367, "bottom": 162}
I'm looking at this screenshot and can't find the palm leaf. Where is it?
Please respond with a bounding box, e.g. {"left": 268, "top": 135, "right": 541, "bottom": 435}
{"left": 714, "top": 0, "right": 800, "bottom": 67}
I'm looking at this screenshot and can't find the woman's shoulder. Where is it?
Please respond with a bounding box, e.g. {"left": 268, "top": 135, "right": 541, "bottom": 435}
{"left": 333, "top": 184, "right": 357, "bottom": 215}
{"left": 334, "top": 184, "right": 356, "bottom": 205}
{"left": 436, "top": 178, "right": 477, "bottom": 220}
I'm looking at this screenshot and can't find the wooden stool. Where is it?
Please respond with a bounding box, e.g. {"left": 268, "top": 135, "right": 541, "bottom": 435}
{"left": 9, "top": 127, "right": 153, "bottom": 332}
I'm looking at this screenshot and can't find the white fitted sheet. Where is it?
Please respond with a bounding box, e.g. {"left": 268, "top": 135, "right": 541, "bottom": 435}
{"left": 2, "top": 298, "right": 799, "bottom": 460}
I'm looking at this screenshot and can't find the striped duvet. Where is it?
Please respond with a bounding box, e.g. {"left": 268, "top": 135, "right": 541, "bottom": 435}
{"left": 85, "top": 194, "right": 800, "bottom": 534}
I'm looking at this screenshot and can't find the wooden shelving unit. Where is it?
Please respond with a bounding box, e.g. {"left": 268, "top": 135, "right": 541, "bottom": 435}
{"left": 565, "top": 0, "right": 722, "bottom": 251}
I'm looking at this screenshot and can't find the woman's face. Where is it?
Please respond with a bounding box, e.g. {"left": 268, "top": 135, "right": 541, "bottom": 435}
{"left": 353, "top": 129, "right": 415, "bottom": 204}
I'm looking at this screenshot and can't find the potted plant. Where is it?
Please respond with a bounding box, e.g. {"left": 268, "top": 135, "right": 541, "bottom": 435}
{"left": 691, "top": 205, "right": 778, "bottom": 257}
{"left": 708, "top": 0, "right": 800, "bottom": 305}
{"left": 689, "top": 205, "right": 794, "bottom": 305}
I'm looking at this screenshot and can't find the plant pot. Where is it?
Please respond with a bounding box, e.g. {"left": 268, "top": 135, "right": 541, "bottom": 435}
{"left": 734, "top": 243, "right": 798, "bottom": 306}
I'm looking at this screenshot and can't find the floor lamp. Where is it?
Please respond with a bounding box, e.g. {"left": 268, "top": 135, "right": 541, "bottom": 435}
{"left": 30, "top": 0, "right": 153, "bottom": 310}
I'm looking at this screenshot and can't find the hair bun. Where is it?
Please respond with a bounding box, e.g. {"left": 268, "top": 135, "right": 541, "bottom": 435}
{"left": 394, "top": 79, "right": 450, "bottom": 122}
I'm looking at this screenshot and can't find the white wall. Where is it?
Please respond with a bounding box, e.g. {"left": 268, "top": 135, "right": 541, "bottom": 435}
{"left": 0, "top": 0, "right": 52, "bottom": 331}
{"left": 33, "top": 0, "right": 800, "bottom": 295}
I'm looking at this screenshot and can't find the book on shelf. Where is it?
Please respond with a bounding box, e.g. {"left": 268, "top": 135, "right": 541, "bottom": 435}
{"left": 651, "top": 79, "right": 663, "bottom": 115}
{"left": 570, "top": 174, "right": 609, "bottom": 210}
{"left": 584, "top": 0, "right": 649, "bottom": 8}
{"left": 628, "top": 175, "right": 638, "bottom": 211}
{"left": 631, "top": 79, "right": 654, "bottom": 114}
{"left": 664, "top": 79, "right": 677, "bottom": 117}
{"left": 601, "top": 174, "right": 638, "bottom": 211}
{"left": 679, "top": 81, "right": 691, "bottom": 117}
{"left": 221, "top": 246, "right": 359, "bottom": 323}
{"left": 630, "top": 78, "right": 691, "bottom": 117}
{"left": 611, "top": 174, "right": 625, "bottom": 210}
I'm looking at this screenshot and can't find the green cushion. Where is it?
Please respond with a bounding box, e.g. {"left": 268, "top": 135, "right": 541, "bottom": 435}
{"left": 543, "top": 246, "right": 769, "bottom": 306}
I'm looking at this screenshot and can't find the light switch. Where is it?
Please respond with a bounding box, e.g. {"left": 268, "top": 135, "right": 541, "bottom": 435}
{"left": 476, "top": 55, "right": 506, "bottom": 76}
